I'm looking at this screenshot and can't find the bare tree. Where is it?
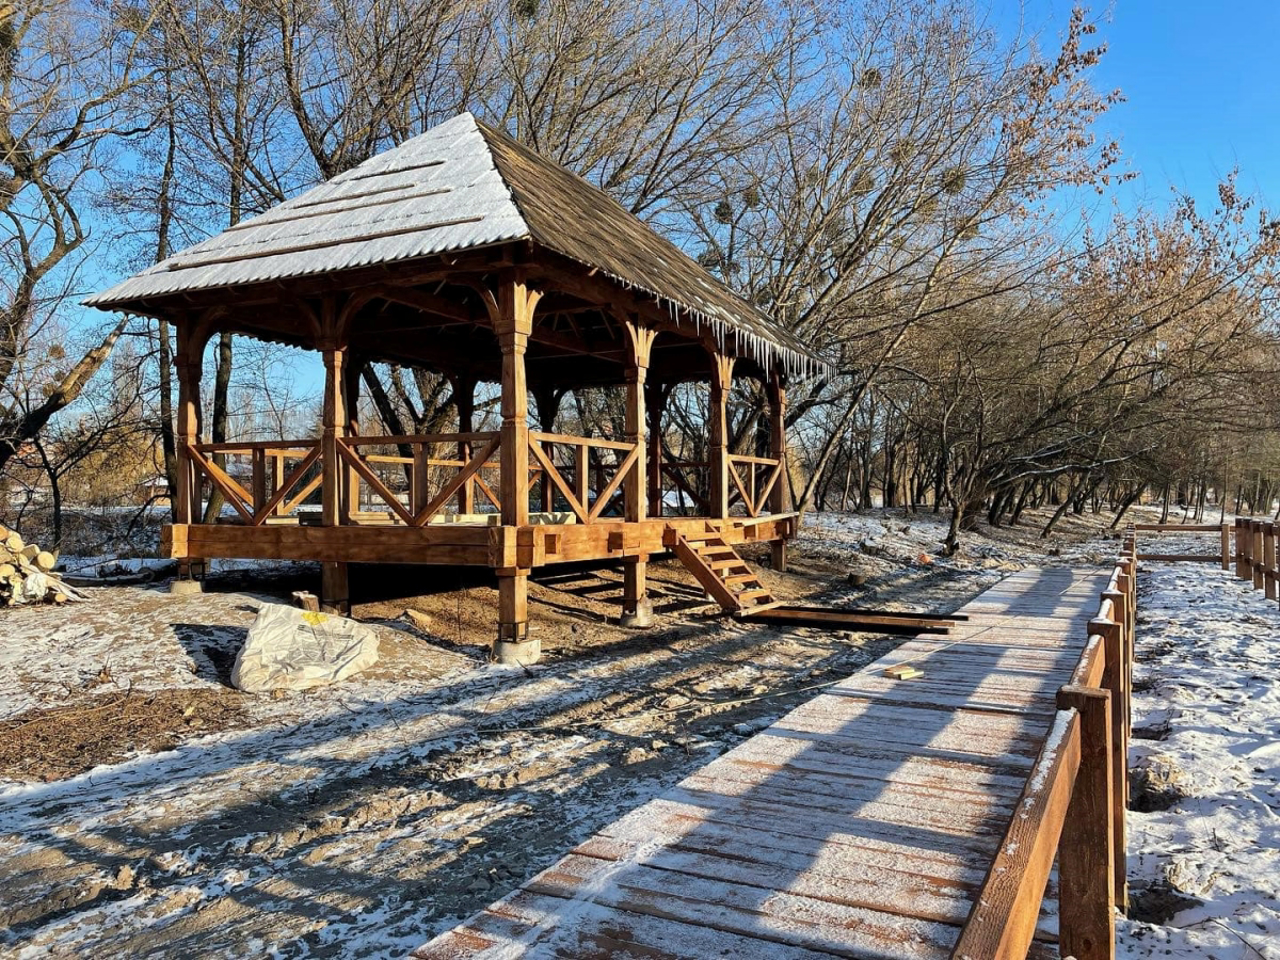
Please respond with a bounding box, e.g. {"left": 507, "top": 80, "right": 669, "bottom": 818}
{"left": 0, "top": 0, "right": 155, "bottom": 473}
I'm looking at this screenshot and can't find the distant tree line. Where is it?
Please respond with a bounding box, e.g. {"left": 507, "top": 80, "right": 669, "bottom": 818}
{"left": 2, "top": 0, "right": 1278, "bottom": 550}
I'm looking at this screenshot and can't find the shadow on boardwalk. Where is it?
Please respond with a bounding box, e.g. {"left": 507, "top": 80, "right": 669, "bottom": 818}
{"left": 414, "top": 567, "right": 1109, "bottom": 959}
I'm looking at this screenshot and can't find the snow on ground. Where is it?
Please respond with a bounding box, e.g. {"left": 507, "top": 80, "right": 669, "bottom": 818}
{"left": 2, "top": 505, "right": 1245, "bottom": 958}
{"left": 1118, "top": 559, "right": 1280, "bottom": 959}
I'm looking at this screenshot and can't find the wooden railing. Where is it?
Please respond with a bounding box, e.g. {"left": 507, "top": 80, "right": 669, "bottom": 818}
{"left": 338, "top": 432, "right": 501, "bottom": 525}
{"left": 187, "top": 430, "right": 792, "bottom": 529}
{"left": 952, "top": 535, "right": 1137, "bottom": 960}
{"left": 189, "top": 434, "right": 505, "bottom": 527}
{"left": 727, "top": 453, "right": 783, "bottom": 518}
{"left": 1130, "top": 521, "right": 1233, "bottom": 566}
{"left": 527, "top": 431, "right": 639, "bottom": 523}
{"left": 653, "top": 455, "right": 784, "bottom": 518}
{"left": 1232, "top": 518, "right": 1279, "bottom": 601}
{"left": 189, "top": 440, "right": 322, "bottom": 525}
{"left": 1130, "top": 518, "right": 1279, "bottom": 604}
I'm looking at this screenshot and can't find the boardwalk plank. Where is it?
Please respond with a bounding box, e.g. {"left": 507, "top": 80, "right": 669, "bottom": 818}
{"left": 411, "top": 567, "right": 1105, "bottom": 959}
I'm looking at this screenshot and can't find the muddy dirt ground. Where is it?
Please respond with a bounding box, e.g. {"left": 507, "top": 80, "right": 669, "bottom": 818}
{"left": 0, "top": 508, "right": 1134, "bottom": 958}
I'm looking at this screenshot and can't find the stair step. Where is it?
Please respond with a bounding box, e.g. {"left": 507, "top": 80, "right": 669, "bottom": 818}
{"left": 696, "top": 546, "right": 735, "bottom": 558}
{"left": 666, "top": 523, "right": 773, "bottom": 614}
{"left": 709, "top": 559, "right": 747, "bottom": 571}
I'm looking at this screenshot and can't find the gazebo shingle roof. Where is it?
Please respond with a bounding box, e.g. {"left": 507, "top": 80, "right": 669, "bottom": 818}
{"left": 88, "top": 112, "right": 825, "bottom": 376}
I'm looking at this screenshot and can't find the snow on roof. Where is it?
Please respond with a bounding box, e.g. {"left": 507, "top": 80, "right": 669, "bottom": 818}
{"left": 87, "top": 113, "right": 827, "bottom": 377}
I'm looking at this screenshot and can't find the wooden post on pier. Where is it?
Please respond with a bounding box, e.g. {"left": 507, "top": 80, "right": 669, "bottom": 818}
{"left": 1056, "top": 684, "right": 1117, "bottom": 960}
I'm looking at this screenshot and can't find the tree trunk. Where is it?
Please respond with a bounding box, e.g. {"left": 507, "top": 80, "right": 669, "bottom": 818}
{"left": 200, "top": 332, "right": 234, "bottom": 523}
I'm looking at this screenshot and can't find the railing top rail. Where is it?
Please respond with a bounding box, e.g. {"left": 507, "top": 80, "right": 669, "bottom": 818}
{"left": 727, "top": 453, "right": 781, "bottom": 466}
{"left": 951, "top": 708, "right": 1083, "bottom": 959}
{"left": 529, "top": 431, "right": 637, "bottom": 453}
{"left": 344, "top": 431, "right": 498, "bottom": 446}
{"left": 193, "top": 439, "right": 320, "bottom": 453}
{"left": 1072, "top": 633, "right": 1108, "bottom": 687}
{"left": 1132, "top": 523, "right": 1225, "bottom": 532}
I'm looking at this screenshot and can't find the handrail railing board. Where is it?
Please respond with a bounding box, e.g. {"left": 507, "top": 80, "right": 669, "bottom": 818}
{"left": 725, "top": 453, "right": 783, "bottom": 518}
{"left": 336, "top": 438, "right": 416, "bottom": 526}
{"left": 253, "top": 443, "right": 322, "bottom": 524}
{"left": 951, "top": 710, "right": 1082, "bottom": 960}
{"left": 726, "top": 452, "right": 780, "bottom": 467}
{"left": 527, "top": 437, "right": 589, "bottom": 523}
{"left": 193, "top": 439, "right": 326, "bottom": 454}
{"left": 1072, "top": 632, "right": 1108, "bottom": 688}
{"left": 952, "top": 542, "right": 1137, "bottom": 960}
{"left": 413, "top": 433, "right": 502, "bottom": 525}
{"left": 343, "top": 431, "right": 499, "bottom": 447}
{"left": 187, "top": 444, "right": 256, "bottom": 524}
{"left": 529, "top": 430, "right": 636, "bottom": 453}
{"left": 1132, "top": 522, "right": 1223, "bottom": 532}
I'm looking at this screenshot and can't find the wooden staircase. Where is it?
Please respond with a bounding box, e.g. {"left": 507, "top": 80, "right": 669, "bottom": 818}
{"left": 664, "top": 522, "right": 775, "bottom": 613}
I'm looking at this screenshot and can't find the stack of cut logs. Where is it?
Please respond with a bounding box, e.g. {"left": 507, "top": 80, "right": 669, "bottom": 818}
{"left": 0, "top": 525, "right": 82, "bottom": 606}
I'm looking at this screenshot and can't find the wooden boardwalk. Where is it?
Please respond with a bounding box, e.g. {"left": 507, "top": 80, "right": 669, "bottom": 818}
{"left": 413, "top": 567, "right": 1113, "bottom": 960}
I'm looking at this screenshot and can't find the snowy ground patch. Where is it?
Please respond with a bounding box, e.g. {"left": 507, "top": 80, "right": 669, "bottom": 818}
{"left": 1119, "top": 561, "right": 1280, "bottom": 959}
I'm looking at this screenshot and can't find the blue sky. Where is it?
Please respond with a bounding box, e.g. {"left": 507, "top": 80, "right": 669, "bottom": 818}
{"left": 994, "top": 0, "right": 1280, "bottom": 214}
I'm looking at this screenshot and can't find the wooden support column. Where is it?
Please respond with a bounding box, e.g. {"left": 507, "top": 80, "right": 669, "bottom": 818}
{"left": 708, "top": 354, "right": 735, "bottom": 520}
{"left": 493, "top": 273, "right": 540, "bottom": 663}
{"left": 172, "top": 322, "right": 208, "bottom": 589}
{"left": 645, "top": 379, "right": 666, "bottom": 519}
{"left": 1221, "top": 521, "right": 1232, "bottom": 571}
{"left": 341, "top": 354, "right": 363, "bottom": 520}
{"left": 451, "top": 376, "right": 478, "bottom": 515}
{"left": 622, "top": 319, "right": 656, "bottom": 627}
{"left": 766, "top": 373, "right": 790, "bottom": 571}
{"left": 1057, "top": 684, "right": 1117, "bottom": 960}
{"left": 319, "top": 296, "right": 350, "bottom": 615}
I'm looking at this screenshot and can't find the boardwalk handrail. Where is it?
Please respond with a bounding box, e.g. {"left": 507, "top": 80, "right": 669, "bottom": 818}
{"left": 1137, "top": 518, "right": 1280, "bottom": 606}
{"left": 952, "top": 535, "right": 1137, "bottom": 960}
{"left": 1232, "top": 518, "right": 1279, "bottom": 603}
{"left": 1130, "top": 520, "right": 1233, "bottom": 566}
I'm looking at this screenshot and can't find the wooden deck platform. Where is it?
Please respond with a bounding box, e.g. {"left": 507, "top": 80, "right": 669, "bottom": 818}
{"left": 412, "top": 566, "right": 1114, "bottom": 960}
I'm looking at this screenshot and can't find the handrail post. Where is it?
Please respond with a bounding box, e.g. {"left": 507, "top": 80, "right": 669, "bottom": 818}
{"left": 1236, "top": 519, "right": 1249, "bottom": 580}
{"left": 1056, "top": 684, "right": 1116, "bottom": 960}
{"left": 1091, "top": 614, "right": 1127, "bottom": 911}
{"left": 1265, "top": 522, "right": 1278, "bottom": 600}
{"left": 1252, "top": 519, "right": 1265, "bottom": 591}
{"left": 1221, "top": 521, "right": 1232, "bottom": 570}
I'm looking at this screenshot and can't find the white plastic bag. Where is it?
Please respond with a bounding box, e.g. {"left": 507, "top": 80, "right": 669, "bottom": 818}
{"left": 231, "top": 603, "right": 379, "bottom": 693}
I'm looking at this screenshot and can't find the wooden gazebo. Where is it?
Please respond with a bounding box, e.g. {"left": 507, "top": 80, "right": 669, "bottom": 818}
{"left": 88, "top": 113, "right": 826, "bottom": 663}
